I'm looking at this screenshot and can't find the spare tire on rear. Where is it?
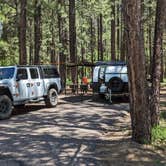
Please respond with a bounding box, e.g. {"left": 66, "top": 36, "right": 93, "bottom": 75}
{"left": 0, "top": 95, "right": 12, "bottom": 120}
{"left": 108, "top": 77, "right": 123, "bottom": 92}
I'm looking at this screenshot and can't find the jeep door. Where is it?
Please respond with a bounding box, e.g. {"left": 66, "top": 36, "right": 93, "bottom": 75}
{"left": 29, "top": 67, "right": 44, "bottom": 98}
{"left": 16, "top": 68, "right": 30, "bottom": 100}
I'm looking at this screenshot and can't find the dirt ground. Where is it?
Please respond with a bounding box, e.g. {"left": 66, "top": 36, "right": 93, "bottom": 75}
{"left": 0, "top": 92, "right": 165, "bottom": 166}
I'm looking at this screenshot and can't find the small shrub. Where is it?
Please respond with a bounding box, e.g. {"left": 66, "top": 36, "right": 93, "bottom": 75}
{"left": 152, "top": 126, "right": 166, "bottom": 145}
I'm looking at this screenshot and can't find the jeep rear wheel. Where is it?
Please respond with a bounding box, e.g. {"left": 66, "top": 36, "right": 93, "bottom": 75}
{"left": 108, "top": 77, "right": 123, "bottom": 92}
{"left": 0, "top": 95, "right": 12, "bottom": 120}
{"left": 45, "top": 88, "right": 58, "bottom": 107}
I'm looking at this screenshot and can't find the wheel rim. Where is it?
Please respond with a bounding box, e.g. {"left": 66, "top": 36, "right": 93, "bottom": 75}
{"left": 0, "top": 101, "right": 9, "bottom": 113}
{"left": 50, "top": 90, "right": 58, "bottom": 104}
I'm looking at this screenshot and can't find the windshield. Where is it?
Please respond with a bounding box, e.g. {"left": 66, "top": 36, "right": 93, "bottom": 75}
{"left": 0, "top": 67, "right": 15, "bottom": 80}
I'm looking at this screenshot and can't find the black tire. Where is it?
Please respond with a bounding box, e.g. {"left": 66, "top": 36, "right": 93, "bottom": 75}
{"left": 45, "top": 88, "right": 58, "bottom": 107}
{"left": 108, "top": 77, "right": 123, "bottom": 92}
{"left": 0, "top": 95, "right": 12, "bottom": 120}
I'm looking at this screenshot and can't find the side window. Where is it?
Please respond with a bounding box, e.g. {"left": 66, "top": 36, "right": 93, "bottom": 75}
{"left": 17, "top": 68, "right": 28, "bottom": 80}
{"left": 43, "top": 67, "right": 59, "bottom": 78}
{"left": 30, "top": 68, "right": 39, "bottom": 79}
{"left": 99, "top": 66, "right": 105, "bottom": 79}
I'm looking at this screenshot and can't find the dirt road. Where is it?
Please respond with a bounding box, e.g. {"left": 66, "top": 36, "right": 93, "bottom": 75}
{"left": 0, "top": 95, "right": 165, "bottom": 166}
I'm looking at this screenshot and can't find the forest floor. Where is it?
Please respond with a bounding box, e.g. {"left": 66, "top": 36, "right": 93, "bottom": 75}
{"left": 0, "top": 89, "right": 166, "bottom": 166}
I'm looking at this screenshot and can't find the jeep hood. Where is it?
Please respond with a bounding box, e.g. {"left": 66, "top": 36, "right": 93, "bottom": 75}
{"left": 0, "top": 80, "right": 8, "bottom": 87}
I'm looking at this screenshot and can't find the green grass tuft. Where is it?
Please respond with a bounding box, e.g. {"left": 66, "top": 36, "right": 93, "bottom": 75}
{"left": 152, "top": 126, "right": 166, "bottom": 145}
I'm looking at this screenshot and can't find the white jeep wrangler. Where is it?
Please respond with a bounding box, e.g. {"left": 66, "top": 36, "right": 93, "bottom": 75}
{"left": 92, "top": 61, "right": 128, "bottom": 98}
{"left": 0, "top": 65, "right": 62, "bottom": 119}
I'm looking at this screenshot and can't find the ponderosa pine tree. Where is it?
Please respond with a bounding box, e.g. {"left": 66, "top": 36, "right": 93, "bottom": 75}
{"left": 34, "top": 0, "right": 42, "bottom": 65}
{"left": 69, "top": 0, "right": 77, "bottom": 84}
{"left": 111, "top": 0, "right": 116, "bottom": 60}
{"left": 19, "top": 0, "right": 27, "bottom": 65}
{"left": 58, "top": 0, "right": 67, "bottom": 86}
{"left": 124, "top": 0, "right": 151, "bottom": 143}
{"left": 151, "top": 0, "right": 166, "bottom": 127}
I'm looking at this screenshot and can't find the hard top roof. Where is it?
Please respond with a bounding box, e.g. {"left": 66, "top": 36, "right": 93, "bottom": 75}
{"left": 0, "top": 65, "right": 57, "bottom": 68}
{"left": 16, "top": 64, "right": 57, "bottom": 67}
{"left": 95, "top": 61, "right": 126, "bottom": 66}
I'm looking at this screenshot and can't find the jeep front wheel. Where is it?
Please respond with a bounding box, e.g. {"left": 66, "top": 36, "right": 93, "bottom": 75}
{"left": 0, "top": 95, "right": 12, "bottom": 120}
{"left": 45, "top": 88, "right": 58, "bottom": 107}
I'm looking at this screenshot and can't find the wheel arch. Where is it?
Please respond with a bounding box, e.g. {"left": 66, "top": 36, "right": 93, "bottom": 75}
{"left": 47, "top": 83, "right": 58, "bottom": 92}
{"left": 0, "top": 87, "right": 13, "bottom": 101}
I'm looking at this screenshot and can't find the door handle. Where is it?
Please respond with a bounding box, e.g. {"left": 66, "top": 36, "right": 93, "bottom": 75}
{"left": 26, "top": 83, "right": 31, "bottom": 87}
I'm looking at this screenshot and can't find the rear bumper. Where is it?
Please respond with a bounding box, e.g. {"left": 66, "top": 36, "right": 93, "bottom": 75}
{"left": 92, "top": 82, "right": 128, "bottom": 94}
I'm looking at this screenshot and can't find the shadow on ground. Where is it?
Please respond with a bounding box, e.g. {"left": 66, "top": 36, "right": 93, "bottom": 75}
{"left": 0, "top": 95, "right": 165, "bottom": 166}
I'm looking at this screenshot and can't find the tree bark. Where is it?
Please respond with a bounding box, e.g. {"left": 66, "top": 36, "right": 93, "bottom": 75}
{"left": 19, "top": 0, "right": 27, "bottom": 65}
{"left": 124, "top": 0, "right": 151, "bottom": 143}
{"left": 160, "top": 39, "right": 164, "bottom": 82}
{"left": 34, "top": 0, "right": 42, "bottom": 65}
{"left": 111, "top": 0, "right": 116, "bottom": 61}
{"left": 69, "top": 0, "right": 77, "bottom": 84}
{"left": 99, "top": 13, "right": 103, "bottom": 61}
{"left": 97, "top": 14, "right": 103, "bottom": 61}
{"left": 148, "top": 5, "right": 153, "bottom": 78}
{"left": 58, "top": 0, "right": 67, "bottom": 86}
{"left": 116, "top": 1, "right": 120, "bottom": 60}
{"left": 151, "top": 0, "right": 166, "bottom": 126}
{"left": 97, "top": 17, "right": 100, "bottom": 61}
{"left": 28, "top": 19, "right": 33, "bottom": 65}
{"left": 50, "top": 9, "right": 56, "bottom": 64}
{"left": 120, "top": 0, "right": 127, "bottom": 61}
{"left": 90, "top": 17, "right": 95, "bottom": 64}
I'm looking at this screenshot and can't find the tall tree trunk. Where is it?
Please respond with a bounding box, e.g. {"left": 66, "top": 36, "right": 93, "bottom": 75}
{"left": 97, "top": 17, "right": 100, "bottom": 61}
{"left": 151, "top": 0, "right": 166, "bottom": 127}
{"left": 160, "top": 39, "right": 164, "bottom": 82}
{"left": 97, "top": 14, "right": 103, "bottom": 61}
{"left": 99, "top": 13, "right": 103, "bottom": 61}
{"left": 90, "top": 17, "right": 95, "bottom": 64}
{"left": 124, "top": 0, "right": 151, "bottom": 143}
{"left": 58, "top": 0, "right": 67, "bottom": 86}
{"left": 69, "top": 0, "right": 77, "bottom": 84}
{"left": 148, "top": 5, "right": 153, "bottom": 78}
{"left": 89, "top": 17, "right": 95, "bottom": 77}
{"left": 19, "top": 0, "right": 27, "bottom": 65}
{"left": 50, "top": 9, "right": 56, "bottom": 64}
{"left": 29, "top": 19, "right": 33, "bottom": 65}
{"left": 34, "top": 0, "right": 42, "bottom": 65}
{"left": 111, "top": 0, "right": 116, "bottom": 61}
{"left": 120, "top": 0, "right": 127, "bottom": 61}
{"left": 116, "top": 1, "right": 120, "bottom": 60}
